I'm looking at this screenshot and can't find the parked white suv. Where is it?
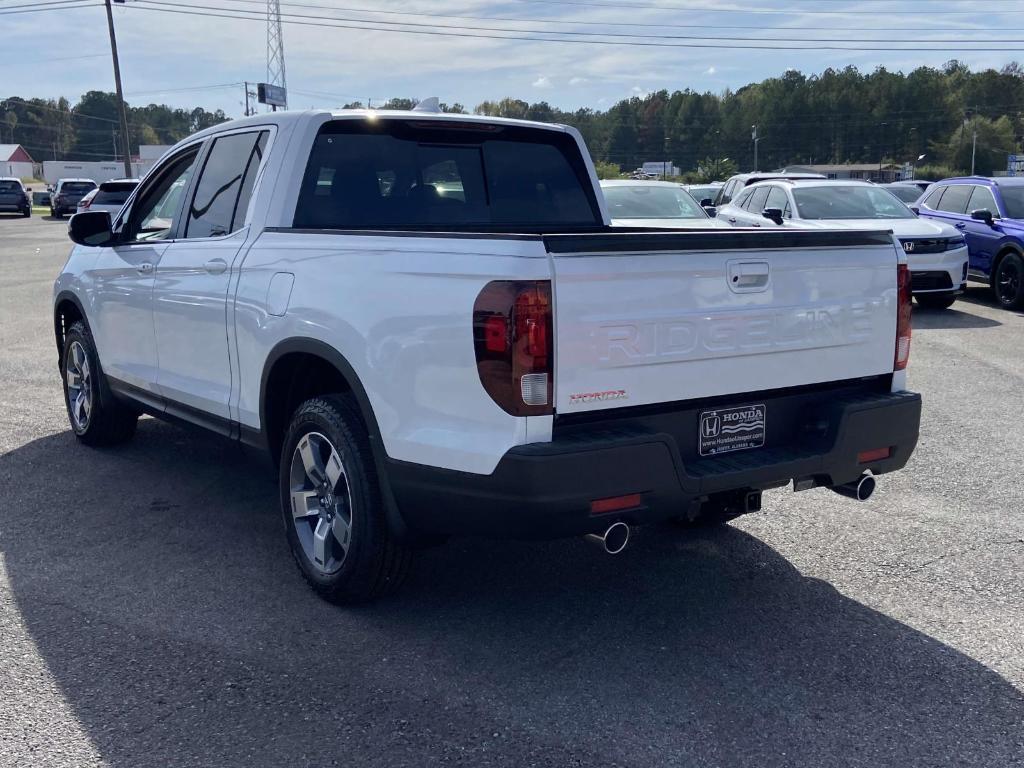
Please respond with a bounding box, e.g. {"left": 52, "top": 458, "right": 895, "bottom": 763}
{"left": 717, "top": 179, "right": 969, "bottom": 309}
{"left": 54, "top": 110, "right": 922, "bottom": 602}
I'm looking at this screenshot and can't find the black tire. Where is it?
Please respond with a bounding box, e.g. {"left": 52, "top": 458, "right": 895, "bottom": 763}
{"left": 54, "top": 209, "right": 63, "bottom": 219}
{"left": 915, "top": 293, "right": 957, "bottom": 310}
{"left": 993, "top": 252, "right": 1024, "bottom": 310}
{"left": 279, "top": 394, "right": 412, "bottom": 603}
{"left": 61, "top": 320, "right": 138, "bottom": 446}
{"left": 22, "top": 208, "right": 30, "bottom": 218}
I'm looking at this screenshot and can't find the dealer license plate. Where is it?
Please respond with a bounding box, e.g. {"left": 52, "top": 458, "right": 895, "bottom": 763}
{"left": 698, "top": 404, "right": 766, "bottom": 457}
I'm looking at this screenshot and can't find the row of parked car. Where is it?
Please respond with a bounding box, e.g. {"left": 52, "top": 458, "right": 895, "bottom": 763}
{"left": 602, "top": 172, "right": 1024, "bottom": 311}
{"left": 0, "top": 177, "right": 139, "bottom": 219}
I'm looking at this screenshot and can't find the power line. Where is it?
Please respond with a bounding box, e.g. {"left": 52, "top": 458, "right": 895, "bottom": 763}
{"left": 124, "top": 82, "right": 244, "bottom": 95}
{"left": 199, "top": 0, "right": 1024, "bottom": 34}
{"left": 119, "top": 0, "right": 1024, "bottom": 43}
{"left": 0, "top": 1, "right": 100, "bottom": 15}
{"left": 125, "top": 1, "right": 1024, "bottom": 50}
{"left": 467, "top": 0, "right": 1024, "bottom": 15}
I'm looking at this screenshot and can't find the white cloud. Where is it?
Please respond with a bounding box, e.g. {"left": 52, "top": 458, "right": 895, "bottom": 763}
{"left": 569, "top": 77, "right": 588, "bottom": 86}
{"left": 631, "top": 85, "right": 649, "bottom": 97}
{"left": 532, "top": 75, "right": 552, "bottom": 88}
{"left": 705, "top": 66, "right": 717, "bottom": 75}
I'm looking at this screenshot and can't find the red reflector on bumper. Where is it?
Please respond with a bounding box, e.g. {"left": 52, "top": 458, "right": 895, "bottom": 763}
{"left": 590, "top": 493, "right": 642, "bottom": 515}
{"left": 858, "top": 447, "right": 891, "bottom": 463}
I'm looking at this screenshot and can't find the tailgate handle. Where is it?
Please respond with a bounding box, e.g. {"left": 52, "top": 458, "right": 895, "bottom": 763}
{"left": 728, "top": 260, "right": 770, "bottom": 292}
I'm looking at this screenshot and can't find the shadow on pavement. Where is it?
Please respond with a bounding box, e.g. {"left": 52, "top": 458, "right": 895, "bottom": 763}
{"left": 912, "top": 304, "right": 1002, "bottom": 330}
{"left": 1, "top": 419, "right": 1022, "bottom": 767}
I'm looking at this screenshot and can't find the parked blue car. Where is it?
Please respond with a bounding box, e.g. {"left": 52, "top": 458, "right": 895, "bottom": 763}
{"left": 915, "top": 177, "right": 1024, "bottom": 309}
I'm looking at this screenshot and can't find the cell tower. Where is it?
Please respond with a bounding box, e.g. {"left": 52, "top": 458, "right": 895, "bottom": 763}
{"left": 266, "top": 0, "right": 287, "bottom": 109}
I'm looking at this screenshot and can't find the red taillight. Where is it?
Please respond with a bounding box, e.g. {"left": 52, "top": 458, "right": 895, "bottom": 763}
{"left": 79, "top": 197, "right": 91, "bottom": 209}
{"left": 895, "top": 263, "right": 912, "bottom": 371}
{"left": 473, "top": 280, "right": 553, "bottom": 416}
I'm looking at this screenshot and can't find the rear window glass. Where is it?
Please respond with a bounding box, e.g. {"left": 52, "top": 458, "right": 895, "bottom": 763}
{"left": 294, "top": 120, "right": 600, "bottom": 231}
{"left": 0, "top": 181, "right": 21, "bottom": 193}
{"left": 886, "top": 186, "right": 922, "bottom": 203}
{"left": 94, "top": 182, "right": 137, "bottom": 205}
{"left": 62, "top": 182, "right": 96, "bottom": 194}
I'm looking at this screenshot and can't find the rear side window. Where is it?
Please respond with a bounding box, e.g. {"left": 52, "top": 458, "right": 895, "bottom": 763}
{"left": 294, "top": 119, "right": 600, "bottom": 231}
{"left": 186, "top": 130, "right": 268, "bottom": 238}
{"left": 718, "top": 179, "right": 738, "bottom": 204}
{"left": 732, "top": 187, "right": 753, "bottom": 209}
{"left": 936, "top": 185, "right": 972, "bottom": 214}
{"left": 919, "top": 186, "right": 944, "bottom": 210}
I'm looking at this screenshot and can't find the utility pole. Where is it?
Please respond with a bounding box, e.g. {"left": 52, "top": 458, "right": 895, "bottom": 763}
{"left": 751, "top": 124, "right": 761, "bottom": 171}
{"left": 104, "top": 0, "right": 132, "bottom": 178}
{"left": 971, "top": 125, "right": 978, "bottom": 176}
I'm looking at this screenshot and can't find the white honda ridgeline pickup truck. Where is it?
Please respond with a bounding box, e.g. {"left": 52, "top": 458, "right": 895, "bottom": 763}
{"left": 54, "top": 109, "right": 921, "bottom": 603}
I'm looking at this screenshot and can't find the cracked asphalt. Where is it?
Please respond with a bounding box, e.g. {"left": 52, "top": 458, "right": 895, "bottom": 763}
{"left": 1, "top": 214, "right": 1022, "bottom": 767}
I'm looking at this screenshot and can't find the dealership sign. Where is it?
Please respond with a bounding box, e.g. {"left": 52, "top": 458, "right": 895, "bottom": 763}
{"left": 258, "top": 83, "right": 287, "bottom": 108}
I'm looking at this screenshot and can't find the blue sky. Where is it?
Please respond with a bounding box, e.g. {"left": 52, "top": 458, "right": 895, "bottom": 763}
{"left": 2, "top": 0, "right": 1022, "bottom": 117}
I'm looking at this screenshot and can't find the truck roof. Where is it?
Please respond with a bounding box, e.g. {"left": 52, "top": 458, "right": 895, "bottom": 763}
{"left": 186, "top": 108, "right": 571, "bottom": 145}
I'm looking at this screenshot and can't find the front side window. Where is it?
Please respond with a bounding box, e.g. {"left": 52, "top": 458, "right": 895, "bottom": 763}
{"left": 602, "top": 185, "right": 707, "bottom": 220}
{"left": 186, "top": 130, "right": 268, "bottom": 239}
{"left": 967, "top": 185, "right": 998, "bottom": 216}
{"left": 125, "top": 147, "right": 200, "bottom": 241}
{"left": 935, "top": 184, "right": 972, "bottom": 215}
{"left": 745, "top": 186, "right": 770, "bottom": 212}
{"left": 294, "top": 120, "right": 600, "bottom": 231}
{"left": 765, "top": 186, "right": 788, "bottom": 211}
{"left": 791, "top": 185, "right": 916, "bottom": 219}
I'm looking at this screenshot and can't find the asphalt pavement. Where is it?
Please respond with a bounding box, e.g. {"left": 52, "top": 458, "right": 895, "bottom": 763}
{"left": 1, "top": 213, "right": 1022, "bottom": 767}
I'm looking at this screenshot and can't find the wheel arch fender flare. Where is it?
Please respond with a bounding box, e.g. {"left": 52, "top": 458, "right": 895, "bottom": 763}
{"left": 258, "top": 337, "right": 411, "bottom": 540}
{"left": 53, "top": 290, "right": 90, "bottom": 366}
{"left": 991, "top": 240, "right": 1024, "bottom": 285}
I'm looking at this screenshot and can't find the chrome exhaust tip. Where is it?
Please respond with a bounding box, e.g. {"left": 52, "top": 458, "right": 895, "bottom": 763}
{"left": 831, "top": 472, "right": 876, "bottom": 502}
{"left": 585, "top": 521, "right": 631, "bottom": 555}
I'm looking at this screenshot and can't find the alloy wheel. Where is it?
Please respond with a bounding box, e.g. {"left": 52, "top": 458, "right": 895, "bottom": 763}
{"left": 288, "top": 432, "right": 353, "bottom": 575}
{"left": 997, "top": 258, "right": 1022, "bottom": 305}
{"left": 65, "top": 341, "right": 93, "bottom": 432}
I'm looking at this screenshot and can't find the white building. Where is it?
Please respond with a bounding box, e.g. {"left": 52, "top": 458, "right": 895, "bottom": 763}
{"left": 641, "top": 161, "right": 682, "bottom": 178}
{"left": 138, "top": 145, "right": 172, "bottom": 177}
{"left": 42, "top": 160, "right": 143, "bottom": 186}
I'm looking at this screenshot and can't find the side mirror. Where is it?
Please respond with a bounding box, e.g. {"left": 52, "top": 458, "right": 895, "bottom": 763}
{"left": 762, "top": 207, "right": 784, "bottom": 226}
{"left": 68, "top": 210, "right": 115, "bottom": 247}
{"left": 699, "top": 198, "right": 714, "bottom": 207}
{"left": 702, "top": 205, "right": 718, "bottom": 217}
{"left": 970, "top": 208, "right": 994, "bottom": 226}
{"left": 909, "top": 205, "right": 920, "bottom": 215}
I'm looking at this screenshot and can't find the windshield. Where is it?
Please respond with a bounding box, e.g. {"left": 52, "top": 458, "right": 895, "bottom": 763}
{"left": 792, "top": 185, "right": 916, "bottom": 220}
{"left": 998, "top": 186, "right": 1024, "bottom": 218}
{"left": 603, "top": 185, "right": 707, "bottom": 219}
{"left": 886, "top": 186, "right": 923, "bottom": 203}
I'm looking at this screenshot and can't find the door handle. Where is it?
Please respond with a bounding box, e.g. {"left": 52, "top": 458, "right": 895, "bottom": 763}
{"left": 204, "top": 258, "right": 228, "bottom": 275}
{"left": 136, "top": 262, "right": 154, "bottom": 274}
{"left": 955, "top": 222, "right": 967, "bottom": 229}
{"left": 727, "top": 217, "right": 737, "bottom": 224}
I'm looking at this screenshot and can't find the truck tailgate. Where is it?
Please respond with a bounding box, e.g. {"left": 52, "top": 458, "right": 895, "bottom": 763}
{"left": 545, "top": 230, "right": 900, "bottom": 414}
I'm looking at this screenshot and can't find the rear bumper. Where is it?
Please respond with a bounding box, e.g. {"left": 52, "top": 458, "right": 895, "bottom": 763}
{"left": 388, "top": 388, "right": 922, "bottom": 540}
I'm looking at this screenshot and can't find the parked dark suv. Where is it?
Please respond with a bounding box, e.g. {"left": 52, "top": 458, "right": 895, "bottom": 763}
{"left": 50, "top": 178, "right": 98, "bottom": 219}
{"left": 916, "top": 176, "right": 1024, "bottom": 310}
{"left": 0, "top": 177, "right": 31, "bottom": 217}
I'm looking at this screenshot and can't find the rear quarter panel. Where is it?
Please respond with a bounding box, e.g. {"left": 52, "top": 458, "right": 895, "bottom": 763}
{"left": 233, "top": 231, "right": 553, "bottom": 474}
